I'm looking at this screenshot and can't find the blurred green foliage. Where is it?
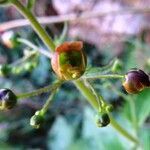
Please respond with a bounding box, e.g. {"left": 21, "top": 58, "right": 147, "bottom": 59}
{"left": 0, "top": 7, "right": 150, "bottom": 150}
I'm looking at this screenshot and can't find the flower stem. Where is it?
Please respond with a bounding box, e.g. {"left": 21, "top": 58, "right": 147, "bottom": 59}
{"left": 74, "top": 79, "right": 139, "bottom": 144}
{"left": 82, "top": 74, "right": 125, "bottom": 79}
{"left": 109, "top": 114, "right": 139, "bottom": 144}
{"left": 10, "top": 1, "right": 139, "bottom": 144}
{"left": 41, "top": 90, "right": 57, "bottom": 115}
{"left": 11, "top": 0, "right": 55, "bottom": 51}
{"left": 17, "top": 80, "right": 63, "bottom": 99}
{"left": 10, "top": 50, "right": 37, "bottom": 67}
{"left": 17, "top": 38, "right": 52, "bottom": 58}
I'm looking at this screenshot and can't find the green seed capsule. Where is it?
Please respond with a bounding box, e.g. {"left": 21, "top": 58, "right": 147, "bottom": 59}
{"left": 0, "top": 64, "right": 11, "bottom": 77}
{"left": 0, "top": 88, "right": 17, "bottom": 110}
{"left": 95, "top": 113, "right": 110, "bottom": 127}
{"left": 30, "top": 111, "right": 44, "bottom": 129}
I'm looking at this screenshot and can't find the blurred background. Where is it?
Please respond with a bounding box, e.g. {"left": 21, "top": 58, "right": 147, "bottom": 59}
{"left": 0, "top": 0, "right": 150, "bottom": 149}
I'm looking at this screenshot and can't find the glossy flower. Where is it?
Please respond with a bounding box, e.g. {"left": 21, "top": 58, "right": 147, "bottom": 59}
{"left": 51, "top": 41, "right": 87, "bottom": 80}
{"left": 0, "top": 88, "right": 17, "bottom": 110}
{"left": 123, "top": 69, "right": 150, "bottom": 94}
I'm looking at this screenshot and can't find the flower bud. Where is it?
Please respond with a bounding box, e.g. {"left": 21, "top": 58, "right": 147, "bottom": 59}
{"left": 0, "top": 88, "right": 17, "bottom": 110}
{"left": 123, "top": 69, "right": 150, "bottom": 94}
{"left": 51, "top": 41, "right": 87, "bottom": 80}
{"left": 30, "top": 111, "right": 44, "bottom": 129}
{"left": 95, "top": 113, "right": 110, "bottom": 127}
{"left": 1, "top": 31, "right": 19, "bottom": 48}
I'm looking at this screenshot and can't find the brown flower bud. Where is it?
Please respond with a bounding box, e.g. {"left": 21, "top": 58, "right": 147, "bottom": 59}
{"left": 51, "top": 41, "right": 87, "bottom": 80}
{"left": 123, "top": 69, "right": 150, "bottom": 94}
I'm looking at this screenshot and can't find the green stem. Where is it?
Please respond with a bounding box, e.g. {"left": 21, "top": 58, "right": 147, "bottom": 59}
{"left": 74, "top": 80, "right": 99, "bottom": 109}
{"left": 82, "top": 74, "right": 125, "bottom": 79}
{"left": 17, "top": 38, "right": 52, "bottom": 58}
{"left": 17, "top": 38, "right": 39, "bottom": 50}
{"left": 109, "top": 114, "right": 139, "bottom": 144}
{"left": 10, "top": 1, "right": 139, "bottom": 144}
{"left": 111, "top": 87, "right": 139, "bottom": 137}
{"left": 10, "top": 50, "right": 37, "bottom": 67}
{"left": 17, "top": 80, "right": 63, "bottom": 99}
{"left": 11, "top": 0, "right": 55, "bottom": 51}
{"left": 74, "top": 80, "right": 139, "bottom": 144}
{"left": 84, "top": 79, "right": 105, "bottom": 112}
{"left": 41, "top": 90, "right": 57, "bottom": 115}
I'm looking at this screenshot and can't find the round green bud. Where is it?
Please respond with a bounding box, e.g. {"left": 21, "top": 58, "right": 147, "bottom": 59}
{"left": 0, "top": 64, "right": 11, "bottom": 77}
{"left": 0, "top": 88, "right": 17, "bottom": 110}
{"left": 30, "top": 111, "right": 44, "bottom": 129}
{"left": 95, "top": 113, "right": 110, "bottom": 127}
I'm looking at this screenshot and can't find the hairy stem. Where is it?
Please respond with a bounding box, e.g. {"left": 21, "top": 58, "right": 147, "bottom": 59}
{"left": 41, "top": 90, "right": 57, "bottom": 115}
{"left": 10, "top": 1, "right": 139, "bottom": 144}
{"left": 75, "top": 80, "right": 139, "bottom": 144}
{"left": 17, "top": 80, "right": 63, "bottom": 99}
{"left": 109, "top": 114, "right": 139, "bottom": 144}
{"left": 82, "top": 74, "right": 125, "bottom": 79}
{"left": 17, "top": 38, "right": 52, "bottom": 58}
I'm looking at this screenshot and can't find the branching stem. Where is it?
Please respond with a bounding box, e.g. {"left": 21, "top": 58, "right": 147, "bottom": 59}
{"left": 11, "top": 0, "right": 139, "bottom": 145}
{"left": 17, "top": 80, "right": 63, "bottom": 99}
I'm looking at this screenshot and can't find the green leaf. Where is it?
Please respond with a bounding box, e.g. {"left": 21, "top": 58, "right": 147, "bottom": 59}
{"left": 140, "top": 128, "right": 150, "bottom": 150}
{"left": 136, "top": 89, "right": 150, "bottom": 126}
{"left": 122, "top": 89, "right": 150, "bottom": 127}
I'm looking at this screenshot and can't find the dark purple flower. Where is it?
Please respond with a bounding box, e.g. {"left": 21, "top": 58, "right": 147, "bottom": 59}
{"left": 0, "top": 88, "right": 17, "bottom": 110}
{"left": 123, "top": 69, "right": 150, "bottom": 94}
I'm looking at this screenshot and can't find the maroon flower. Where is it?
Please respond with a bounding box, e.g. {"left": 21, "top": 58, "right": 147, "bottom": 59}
{"left": 0, "top": 88, "right": 17, "bottom": 110}
{"left": 123, "top": 69, "right": 150, "bottom": 94}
